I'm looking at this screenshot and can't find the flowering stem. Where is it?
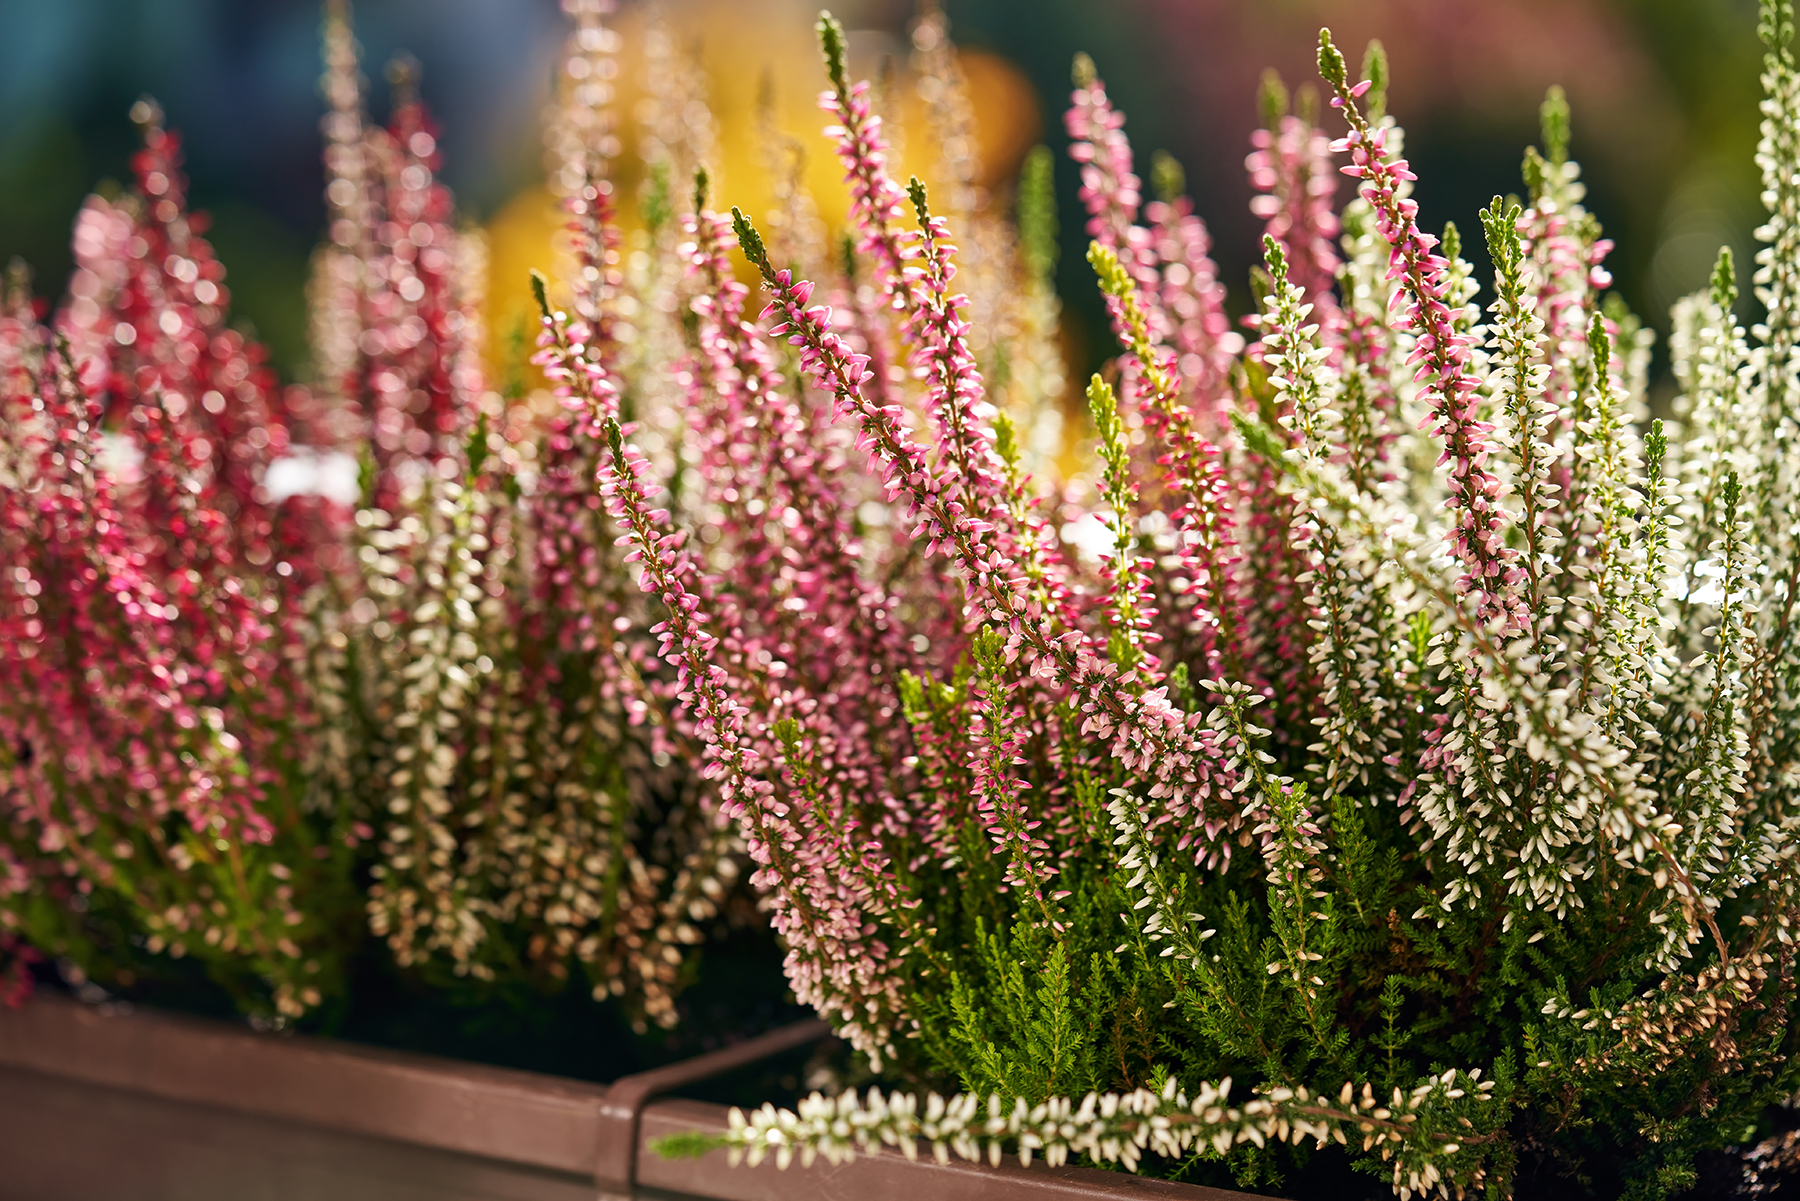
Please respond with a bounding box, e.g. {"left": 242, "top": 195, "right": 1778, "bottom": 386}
{"left": 1319, "top": 31, "right": 1526, "bottom": 633}
{"left": 735, "top": 209, "right": 1241, "bottom": 852}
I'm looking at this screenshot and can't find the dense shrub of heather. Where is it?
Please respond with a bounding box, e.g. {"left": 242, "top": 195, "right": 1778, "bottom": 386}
{"left": 7, "top": 0, "right": 1800, "bottom": 1194}
{"left": 311, "top": 5, "right": 730, "bottom": 1029}
{"left": 509, "top": 4, "right": 1800, "bottom": 1197}
{"left": 0, "top": 103, "right": 359, "bottom": 1019}
{"left": 0, "top": 0, "right": 733, "bottom": 1029}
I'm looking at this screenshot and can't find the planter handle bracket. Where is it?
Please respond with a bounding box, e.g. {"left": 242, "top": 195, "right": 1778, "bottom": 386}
{"left": 593, "top": 1018, "right": 832, "bottom": 1198}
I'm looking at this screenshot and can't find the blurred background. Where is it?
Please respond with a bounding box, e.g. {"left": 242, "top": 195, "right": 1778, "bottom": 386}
{"left": 0, "top": 0, "right": 1765, "bottom": 390}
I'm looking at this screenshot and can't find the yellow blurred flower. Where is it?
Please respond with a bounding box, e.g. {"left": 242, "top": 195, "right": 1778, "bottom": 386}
{"left": 484, "top": 0, "right": 1039, "bottom": 384}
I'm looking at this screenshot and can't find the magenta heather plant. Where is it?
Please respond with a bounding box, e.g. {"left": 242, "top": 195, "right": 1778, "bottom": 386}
{"left": 0, "top": 106, "right": 356, "bottom": 1018}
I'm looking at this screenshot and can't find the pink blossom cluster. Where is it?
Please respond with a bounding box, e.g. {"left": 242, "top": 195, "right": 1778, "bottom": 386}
{"left": 1324, "top": 70, "right": 1527, "bottom": 631}
{"left": 1241, "top": 107, "right": 1347, "bottom": 716}
{"left": 1, "top": 2, "right": 712, "bottom": 1021}
{"left": 828, "top": 56, "right": 1252, "bottom": 846}
{"left": 1144, "top": 188, "right": 1241, "bottom": 424}
{"left": 3, "top": 117, "right": 331, "bottom": 829}
{"left": 534, "top": 283, "right": 910, "bottom": 1059}
{"left": 1, "top": 106, "right": 342, "bottom": 1013}
{"left": 817, "top": 49, "right": 1014, "bottom": 546}
{"left": 758, "top": 240, "right": 1233, "bottom": 822}
{"left": 316, "top": 34, "right": 476, "bottom": 503}
{"left": 1516, "top": 162, "right": 1618, "bottom": 540}
{"left": 1064, "top": 56, "right": 1158, "bottom": 294}
{"left": 1088, "top": 242, "right": 1264, "bottom": 724}
{"left": 1064, "top": 65, "right": 1291, "bottom": 727}
{"left": 1247, "top": 113, "right": 1344, "bottom": 338}
{"left": 683, "top": 207, "right": 912, "bottom": 744}
{"left": 527, "top": 66, "right": 1259, "bottom": 1036}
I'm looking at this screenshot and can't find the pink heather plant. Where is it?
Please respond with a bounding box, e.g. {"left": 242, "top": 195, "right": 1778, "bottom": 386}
{"left": 0, "top": 104, "right": 355, "bottom": 1019}
{"left": 0, "top": 0, "right": 731, "bottom": 1030}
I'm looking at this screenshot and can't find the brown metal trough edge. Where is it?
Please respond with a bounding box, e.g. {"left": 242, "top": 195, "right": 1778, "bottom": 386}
{"left": 591, "top": 1016, "right": 831, "bottom": 1192}
{"left": 0, "top": 993, "right": 1262, "bottom": 1201}
{"left": 0, "top": 991, "right": 614, "bottom": 1175}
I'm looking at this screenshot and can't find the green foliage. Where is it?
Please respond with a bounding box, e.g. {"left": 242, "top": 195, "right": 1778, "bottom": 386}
{"left": 1151, "top": 150, "right": 1186, "bottom": 207}
{"left": 1541, "top": 85, "right": 1572, "bottom": 165}
{"left": 817, "top": 10, "right": 850, "bottom": 98}
{"left": 1017, "top": 145, "right": 1059, "bottom": 292}
{"left": 643, "top": 158, "right": 674, "bottom": 237}
{"left": 1316, "top": 29, "right": 1348, "bottom": 92}
{"left": 650, "top": 1130, "right": 723, "bottom": 1160}
{"left": 1258, "top": 70, "right": 1290, "bottom": 132}
{"left": 1361, "top": 40, "right": 1389, "bottom": 120}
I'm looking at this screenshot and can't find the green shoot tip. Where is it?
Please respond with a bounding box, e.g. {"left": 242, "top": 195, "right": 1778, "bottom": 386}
{"left": 1317, "top": 29, "right": 1347, "bottom": 89}
{"left": 731, "top": 207, "right": 768, "bottom": 269}
{"left": 1151, "top": 150, "right": 1185, "bottom": 205}
{"left": 1360, "top": 40, "right": 1388, "bottom": 115}
{"left": 1712, "top": 246, "right": 1737, "bottom": 309}
{"left": 817, "top": 11, "right": 849, "bottom": 95}
{"left": 907, "top": 175, "right": 930, "bottom": 222}
{"left": 1261, "top": 233, "right": 1288, "bottom": 283}
{"left": 1086, "top": 373, "right": 1120, "bottom": 433}
{"left": 1085, "top": 240, "right": 1130, "bottom": 298}
{"left": 1257, "top": 69, "right": 1289, "bottom": 131}
{"left": 1540, "top": 85, "right": 1571, "bottom": 165}
{"left": 1585, "top": 311, "right": 1610, "bottom": 372}
{"left": 649, "top": 1132, "right": 722, "bottom": 1161}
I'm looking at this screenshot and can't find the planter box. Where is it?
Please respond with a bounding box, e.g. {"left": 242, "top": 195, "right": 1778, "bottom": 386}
{"left": 0, "top": 994, "right": 1261, "bottom": 1201}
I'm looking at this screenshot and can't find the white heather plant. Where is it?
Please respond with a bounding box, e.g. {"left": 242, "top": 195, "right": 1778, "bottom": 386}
{"left": 310, "top": 1, "right": 736, "bottom": 1028}
{"left": 514, "top": 3, "right": 1800, "bottom": 1198}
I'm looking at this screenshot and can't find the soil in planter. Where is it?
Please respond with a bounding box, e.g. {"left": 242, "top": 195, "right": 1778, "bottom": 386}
{"left": 322, "top": 919, "right": 813, "bottom": 1087}
{"left": 1676, "top": 1103, "right": 1800, "bottom": 1201}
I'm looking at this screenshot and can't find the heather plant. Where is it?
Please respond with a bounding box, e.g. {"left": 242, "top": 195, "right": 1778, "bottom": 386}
{"left": 531, "top": 4, "right": 1800, "bottom": 1197}
{"left": 296, "top": 0, "right": 735, "bottom": 1028}
{"left": 0, "top": 0, "right": 737, "bottom": 1030}
{"left": 0, "top": 104, "right": 358, "bottom": 1019}
{"left": 7, "top": 0, "right": 1800, "bottom": 1193}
